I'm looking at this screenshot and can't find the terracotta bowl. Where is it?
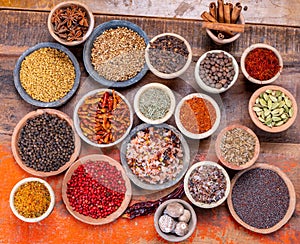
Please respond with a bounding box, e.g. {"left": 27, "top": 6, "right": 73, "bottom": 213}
{"left": 11, "top": 109, "right": 81, "bottom": 177}
{"left": 184, "top": 161, "right": 230, "bottom": 209}
{"left": 240, "top": 43, "right": 283, "bottom": 84}
{"left": 215, "top": 124, "right": 260, "bottom": 170}
{"left": 62, "top": 154, "right": 132, "bottom": 225}
{"left": 248, "top": 85, "right": 297, "bottom": 133}
{"left": 9, "top": 177, "right": 55, "bottom": 223}
{"left": 48, "top": 1, "right": 95, "bottom": 46}
{"left": 154, "top": 199, "right": 197, "bottom": 242}
{"left": 145, "top": 33, "right": 192, "bottom": 79}
{"left": 227, "top": 163, "right": 296, "bottom": 234}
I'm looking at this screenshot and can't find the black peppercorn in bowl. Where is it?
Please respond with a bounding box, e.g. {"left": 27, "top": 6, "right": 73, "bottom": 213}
{"left": 13, "top": 42, "right": 81, "bottom": 107}
{"left": 48, "top": 1, "right": 95, "bottom": 46}
{"left": 83, "top": 20, "right": 149, "bottom": 88}
{"left": 145, "top": 33, "right": 192, "bottom": 79}
{"left": 11, "top": 109, "right": 81, "bottom": 177}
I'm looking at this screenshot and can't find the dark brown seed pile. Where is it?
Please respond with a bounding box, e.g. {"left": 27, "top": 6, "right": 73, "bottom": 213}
{"left": 18, "top": 113, "right": 75, "bottom": 172}
{"left": 199, "top": 52, "right": 235, "bottom": 89}
{"left": 232, "top": 168, "right": 290, "bottom": 229}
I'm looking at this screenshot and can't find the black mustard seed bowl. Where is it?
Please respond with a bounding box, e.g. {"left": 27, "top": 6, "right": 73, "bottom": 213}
{"left": 83, "top": 20, "right": 149, "bottom": 88}
{"left": 13, "top": 42, "right": 81, "bottom": 108}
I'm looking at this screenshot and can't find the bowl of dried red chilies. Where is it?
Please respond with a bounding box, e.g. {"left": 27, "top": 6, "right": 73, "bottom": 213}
{"left": 240, "top": 43, "right": 283, "bottom": 84}
{"left": 48, "top": 1, "right": 95, "bottom": 46}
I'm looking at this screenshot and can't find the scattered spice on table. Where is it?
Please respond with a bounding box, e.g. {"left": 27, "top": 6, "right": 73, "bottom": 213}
{"left": 91, "top": 27, "right": 146, "bottom": 81}
{"left": 148, "top": 35, "right": 189, "bottom": 74}
{"left": 67, "top": 160, "right": 126, "bottom": 219}
{"left": 245, "top": 48, "right": 281, "bottom": 81}
{"left": 18, "top": 112, "right": 75, "bottom": 172}
{"left": 188, "top": 164, "right": 227, "bottom": 204}
{"left": 179, "top": 97, "right": 215, "bottom": 134}
{"left": 50, "top": 4, "right": 89, "bottom": 42}
{"left": 231, "top": 168, "right": 290, "bottom": 229}
{"left": 14, "top": 181, "right": 51, "bottom": 218}
{"left": 126, "top": 126, "right": 184, "bottom": 184}
{"left": 220, "top": 127, "right": 257, "bottom": 166}
{"left": 138, "top": 88, "right": 171, "bottom": 120}
{"left": 78, "top": 90, "right": 131, "bottom": 144}
{"left": 19, "top": 47, "right": 75, "bottom": 102}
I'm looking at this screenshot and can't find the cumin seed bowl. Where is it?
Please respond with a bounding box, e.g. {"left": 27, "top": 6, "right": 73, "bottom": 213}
{"left": 240, "top": 43, "right": 283, "bottom": 84}
{"left": 145, "top": 33, "right": 192, "bottom": 79}
{"left": 13, "top": 42, "right": 81, "bottom": 107}
{"left": 48, "top": 1, "right": 95, "bottom": 46}
{"left": 83, "top": 20, "right": 149, "bottom": 88}
{"left": 9, "top": 177, "right": 55, "bottom": 223}
{"left": 215, "top": 124, "right": 260, "bottom": 170}
{"left": 248, "top": 85, "right": 297, "bottom": 133}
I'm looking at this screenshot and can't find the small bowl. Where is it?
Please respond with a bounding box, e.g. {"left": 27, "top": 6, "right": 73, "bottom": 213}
{"left": 145, "top": 33, "right": 192, "bottom": 79}
{"left": 134, "top": 83, "right": 176, "bottom": 124}
{"left": 227, "top": 163, "right": 296, "bottom": 234}
{"left": 120, "top": 123, "right": 190, "bottom": 191}
{"left": 184, "top": 161, "right": 230, "bottom": 208}
{"left": 241, "top": 43, "right": 283, "bottom": 84}
{"left": 175, "top": 93, "right": 221, "bottom": 139}
{"left": 195, "top": 50, "right": 239, "bottom": 94}
{"left": 215, "top": 124, "right": 260, "bottom": 170}
{"left": 62, "top": 154, "right": 132, "bottom": 225}
{"left": 206, "top": 14, "right": 245, "bottom": 45}
{"left": 248, "top": 85, "right": 297, "bottom": 133}
{"left": 11, "top": 109, "right": 81, "bottom": 177}
{"left": 48, "top": 1, "right": 95, "bottom": 46}
{"left": 83, "top": 20, "right": 149, "bottom": 88}
{"left": 10, "top": 177, "right": 55, "bottom": 223}
{"left": 154, "top": 199, "right": 197, "bottom": 242}
{"left": 13, "top": 42, "right": 81, "bottom": 107}
{"left": 73, "top": 89, "right": 133, "bottom": 148}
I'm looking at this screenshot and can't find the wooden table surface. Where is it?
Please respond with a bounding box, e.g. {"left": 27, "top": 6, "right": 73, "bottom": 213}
{"left": 0, "top": 1, "right": 299, "bottom": 243}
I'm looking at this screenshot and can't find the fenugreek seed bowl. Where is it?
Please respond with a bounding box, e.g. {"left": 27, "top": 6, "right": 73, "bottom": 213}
{"left": 13, "top": 42, "right": 81, "bottom": 107}
{"left": 83, "top": 20, "right": 149, "bottom": 88}
{"left": 48, "top": 1, "right": 95, "bottom": 46}
{"left": 248, "top": 85, "right": 297, "bottom": 133}
{"left": 9, "top": 177, "right": 55, "bottom": 223}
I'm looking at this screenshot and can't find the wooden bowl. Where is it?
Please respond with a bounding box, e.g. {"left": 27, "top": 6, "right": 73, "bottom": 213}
{"left": 227, "top": 163, "right": 296, "bottom": 234}
{"left": 248, "top": 85, "right": 297, "bottom": 133}
{"left": 215, "top": 124, "right": 260, "bottom": 170}
{"left": 11, "top": 109, "right": 81, "bottom": 177}
{"left": 62, "top": 154, "right": 132, "bottom": 225}
{"left": 48, "top": 1, "right": 95, "bottom": 46}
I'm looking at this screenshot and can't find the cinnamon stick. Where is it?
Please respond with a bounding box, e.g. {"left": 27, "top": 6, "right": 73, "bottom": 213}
{"left": 201, "top": 11, "right": 218, "bottom": 22}
{"left": 231, "top": 3, "right": 242, "bottom": 23}
{"left": 224, "top": 3, "right": 231, "bottom": 23}
{"left": 202, "top": 22, "right": 245, "bottom": 33}
{"left": 217, "top": 0, "right": 225, "bottom": 23}
{"left": 209, "top": 2, "right": 217, "bottom": 20}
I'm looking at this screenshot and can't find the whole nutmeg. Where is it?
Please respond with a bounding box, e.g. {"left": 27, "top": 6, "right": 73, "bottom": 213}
{"left": 159, "top": 215, "right": 176, "bottom": 233}
{"left": 174, "top": 221, "right": 189, "bottom": 236}
{"left": 165, "top": 202, "right": 184, "bottom": 218}
{"left": 178, "top": 209, "right": 191, "bottom": 223}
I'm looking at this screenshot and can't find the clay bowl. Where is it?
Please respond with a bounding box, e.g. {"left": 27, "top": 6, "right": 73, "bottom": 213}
{"left": 240, "top": 43, "right": 283, "bottom": 84}
{"left": 215, "top": 124, "right": 260, "bottom": 170}
{"left": 134, "top": 83, "right": 176, "bottom": 124}
{"left": 48, "top": 1, "right": 95, "bottom": 46}
{"left": 184, "top": 161, "right": 230, "bottom": 209}
{"left": 248, "top": 85, "right": 297, "bottom": 133}
{"left": 227, "top": 163, "right": 296, "bottom": 234}
{"left": 145, "top": 33, "right": 192, "bottom": 79}
{"left": 62, "top": 154, "right": 132, "bottom": 225}
{"left": 9, "top": 177, "right": 55, "bottom": 223}
{"left": 13, "top": 42, "right": 81, "bottom": 107}
{"left": 11, "top": 109, "right": 81, "bottom": 177}
{"left": 154, "top": 199, "right": 197, "bottom": 242}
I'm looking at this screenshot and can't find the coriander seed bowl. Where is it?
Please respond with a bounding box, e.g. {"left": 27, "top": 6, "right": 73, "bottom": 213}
{"left": 83, "top": 20, "right": 149, "bottom": 88}
{"left": 184, "top": 161, "right": 230, "bottom": 209}
{"left": 13, "top": 42, "right": 81, "bottom": 107}
{"left": 48, "top": 1, "right": 95, "bottom": 46}
{"left": 248, "top": 85, "right": 297, "bottom": 133}
{"left": 145, "top": 33, "right": 192, "bottom": 79}
{"left": 195, "top": 50, "right": 239, "bottom": 94}
{"left": 10, "top": 177, "right": 55, "bottom": 223}
{"left": 240, "top": 43, "right": 283, "bottom": 84}
{"left": 134, "top": 83, "right": 176, "bottom": 124}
